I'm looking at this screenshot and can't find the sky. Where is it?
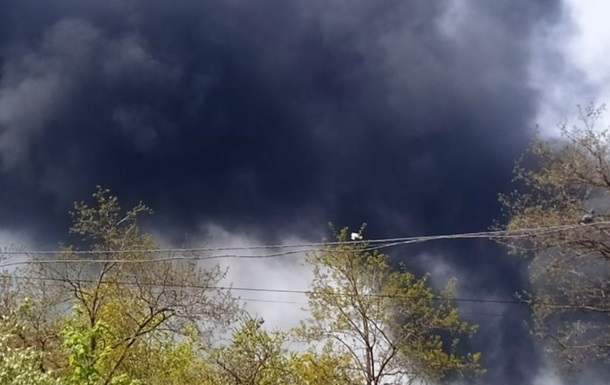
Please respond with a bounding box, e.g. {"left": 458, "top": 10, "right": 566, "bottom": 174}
{"left": 0, "top": 1, "right": 609, "bottom": 384}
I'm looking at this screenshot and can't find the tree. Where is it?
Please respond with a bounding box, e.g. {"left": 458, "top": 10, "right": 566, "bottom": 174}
{"left": 286, "top": 344, "right": 355, "bottom": 385}
{"left": 60, "top": 307, "right": 135, "bottom": 385}
{"left": 133, "top": 336, "right": 208, "bottom": 385}
{"left": 298, "top": 226, "right": 482, "bottom": 385}
{"left": 206, "top": 316, "right": 293, "bottom": 385}
{"left": 7, "top": 187, "right": 239, "bottom": 383}
{"left": 0, "top": 273, "right": 67, "bottom": 374}
{"left": 0, "top": 300, "right": 60, "bottom": 385}
{"left": 206, "top": 316, "right": 355, "bottom": 385}
{"left": 499, "top": 105, "right": 610, "bottom": 367}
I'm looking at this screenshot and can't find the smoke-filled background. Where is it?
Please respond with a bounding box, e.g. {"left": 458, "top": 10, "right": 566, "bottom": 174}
{"left": 1, "top": 0, "right": 609, "bottom": 384}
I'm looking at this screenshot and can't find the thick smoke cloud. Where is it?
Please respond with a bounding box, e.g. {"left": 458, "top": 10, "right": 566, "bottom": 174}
{"left": 0, "top": 1, "right": 567, "bottom": 384}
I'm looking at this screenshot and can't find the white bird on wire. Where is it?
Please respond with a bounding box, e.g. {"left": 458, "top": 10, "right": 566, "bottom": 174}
{"left": 256, "top": 318, "right": 265, "bottom": 329}
{"left": 579, "top": 209, "right": 595, "bottom": 225}
{"left": 351, "top": 232, "right": 363, "bottom": 241}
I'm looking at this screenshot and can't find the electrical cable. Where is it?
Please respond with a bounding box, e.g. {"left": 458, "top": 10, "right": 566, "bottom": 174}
{"left": 0, "top": 273, "right": 548, "bottom": 307}
{"left": 0, "top": 221, "right": 604, "bottom": 268}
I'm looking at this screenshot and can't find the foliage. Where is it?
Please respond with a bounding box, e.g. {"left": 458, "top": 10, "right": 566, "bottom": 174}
{"left": 286, "top": 342, "right": 356, "bottom": 385}
{"left": 206, "top": 316, "right": 355, "bottom": 385}
{"left": 129, "top": 336, "right": 207, "bottom": 385}
{"left": 3, "top": 187, "right": 239, "bottom": 382}
{"left": 0, "top": 300, "right": 60, "bottom": 385}
{"left": 0, "top": 270, "right": 67, "bottom": 372}
{"left": 60, "top": 305, "right": 142, "bottom": 385}
{"left": 206, "top": 316, "right": 292, "bottom": 384}
{"left": 61, "top": 302, "right": 212, "bottom": 385}
{"left": 499, "top": 104, "right": 610, "bottom": 367}
{"left": 0, "top": 188, "right": 488, "bottom": 383}
{"left": 298, "top": 225, "right": 483, "bottom": 385}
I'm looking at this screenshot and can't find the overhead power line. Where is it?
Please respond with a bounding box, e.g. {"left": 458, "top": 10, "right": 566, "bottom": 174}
{"left": 5, "top": 274, "right": 602, "bottom": 313}
{"left": 0, "top": 273, "right": 537, "bottom": 307}
{"left": 234, "top": 298, "right": 506, "bottom": 318}
{"left": 0, "top": 222, "right": 604, "bottom": 268}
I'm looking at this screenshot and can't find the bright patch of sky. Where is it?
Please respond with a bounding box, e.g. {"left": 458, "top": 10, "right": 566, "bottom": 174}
{"left": 532, "top": 0, "right": 610, "bottom": 136}
{"left": 195, "top": 223, "right": 312, "bottom": 331}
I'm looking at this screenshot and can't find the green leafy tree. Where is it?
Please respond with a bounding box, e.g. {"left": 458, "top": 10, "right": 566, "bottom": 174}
{"left": 60, "top": 305, "right": 143, "bottom": 385}
{"left": 0, "top": 300, "right": 60, "bottom": 385}
{"left": 206, "top": 317, "right": 292, "bottom": 385}
{"left": 286, "top": 343, "right": 356, "bottom": 385}
{"left": 129, "top": 335, "right": 208, "bottom": 385}
{"left": 206, "top": 316, "right": 355, "bottom": 385}
{"left": 298, "top": 226, "right": 483, "bottom": 385}
{"left": 499, "top": 105, "right": 610, "bottom": 368}
{"left": 60, "top": 302, "right": 210, "bottom": 385}
{"left": 0, "top": 263, "right": 66, "bottom": 371}
{"left": 6, "top": 187, "right": 239, "bottom": 382}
